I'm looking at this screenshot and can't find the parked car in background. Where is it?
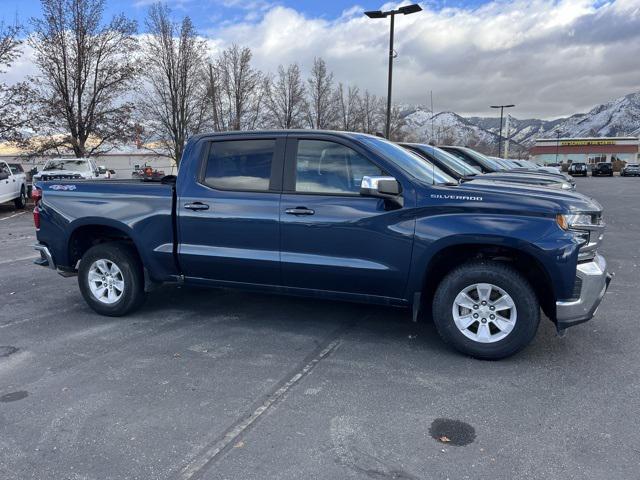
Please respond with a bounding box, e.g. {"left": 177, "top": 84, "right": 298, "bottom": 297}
{"left": 511, "top": 159, "right": 562, "bottom": 175}
{"left": 33, "top": 130, "right": 611, "bottom": 359}
{"left": 438, "top": 146, "right": 575, "bottom": 190}
{"left": 568, "top": 162, "right": 588, "bottom": 177}
{"left": 33, "top": 158, "right": 101, "bottom": 181}
{"left": 494, "top": 157, "right": 571, "bottom": 181}
{"left": 592, "top": 162, "right": 613, "bottom": 177}
{"left": 621, "top": 163, "right": 640, "bottom": 177}
{"left": 400, "top": 143, "right": 482, "bottom": 178}
{"left": 0, "top": 161, "right": 28, "bottom": 209}
{"left": 97, "top": 166, "right": 117, "bottom": 179}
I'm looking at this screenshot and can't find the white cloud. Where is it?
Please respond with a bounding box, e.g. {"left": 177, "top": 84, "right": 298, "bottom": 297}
{"left": 206, "top": 0, "right": 640, "bottom": 118}
{"left": 2, "top": 0, "right": 639, "bottom": 119}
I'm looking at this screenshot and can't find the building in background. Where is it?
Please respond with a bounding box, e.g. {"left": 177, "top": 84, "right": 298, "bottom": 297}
{"left": 531, "top": 137, "right": 639, "bottom": 165}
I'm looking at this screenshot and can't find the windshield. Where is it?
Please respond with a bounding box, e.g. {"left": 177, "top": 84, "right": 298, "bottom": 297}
{"left": 43, "top": 159, "right": 92, "bottom": 172}
{"left": 524, "top": 160, "right": 542, "bottom": 169}
{"left": 627, "top": 164, "right": 639, "bottom": 167}
{"left": 445, "top": 147, "right": 502, "bottom": 171}
{"left": 356, "top": 135, "right": 457, "bottom": 185}
{"left": 8, "top": 164, "right": 23, "bottom": 174}
{"left": 501, "top": 159, "right": 521, "bottom": 169}
{"left": 491, "top": 158, "right": 512, "bottom": 169}
{"left": 412, "top": 145, "right": 481, "bottom": 176}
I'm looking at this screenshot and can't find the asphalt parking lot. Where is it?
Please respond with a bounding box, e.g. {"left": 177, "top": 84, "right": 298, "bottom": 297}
{"left": 1, "top": 176, "right": 639, "bottom": 480}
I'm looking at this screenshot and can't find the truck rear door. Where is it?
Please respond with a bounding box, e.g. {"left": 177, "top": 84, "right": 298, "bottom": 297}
{"left": 176, "top": 134, "right": 285, "bottom": 286}
{"left": 279, "top": 135, "right": 415, "bottom": 299}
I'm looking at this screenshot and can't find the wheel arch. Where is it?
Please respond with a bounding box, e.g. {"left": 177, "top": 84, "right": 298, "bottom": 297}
{"left": 416, "top": 240, "right": 556, "bottom": 321}
{"left": 67, "top": 219, "right": 144, "bottom": 272}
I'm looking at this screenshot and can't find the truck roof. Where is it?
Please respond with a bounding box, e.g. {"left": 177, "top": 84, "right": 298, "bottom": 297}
{"left": 189, "top": 129, "right": 380, "bottom": 142}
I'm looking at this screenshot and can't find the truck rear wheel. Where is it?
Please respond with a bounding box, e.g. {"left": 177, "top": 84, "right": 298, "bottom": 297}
{"left": 432, "top": 261, "right": 540, "bottom": 360}
{"left": 78, "top": 242, "right": 145, "bottom": 316}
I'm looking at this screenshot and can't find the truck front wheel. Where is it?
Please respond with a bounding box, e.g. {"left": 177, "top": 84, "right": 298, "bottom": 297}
{"left": 78, "top": 243, "right": 146, "bottom": 316}
{"left": 14, "top": 186, "right": 26, "bottom": 209}
{"left": 432, "top": 261, "right": 540, "bottom": 359}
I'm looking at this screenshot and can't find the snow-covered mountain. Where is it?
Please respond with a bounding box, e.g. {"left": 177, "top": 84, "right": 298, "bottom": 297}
{"left": 400, "top": 91, "right": 640, "bottom": 151}
{"left": 401, "top": 107, "right": 499, "bottom": 147}
{"left": 540, "top": 92, "right": 640, "bottom": 139}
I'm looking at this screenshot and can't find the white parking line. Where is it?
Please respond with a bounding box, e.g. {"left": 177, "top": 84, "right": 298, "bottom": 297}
{"left": 0, "top": 211, "right": 27, "bottom": 221}
{"left": 178, "top": 329, "right": 348, "bottom": 480}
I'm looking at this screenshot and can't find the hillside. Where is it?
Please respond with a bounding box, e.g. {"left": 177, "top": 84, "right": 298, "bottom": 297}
{"left": 400, "top": 91, "right": 640, "bottom": 151}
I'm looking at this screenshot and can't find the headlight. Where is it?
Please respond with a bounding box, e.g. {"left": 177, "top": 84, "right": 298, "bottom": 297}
{"left": 556, "top": 213, "right": 596, "bottom": 229}
{"left": 560, "top": 182, "right": 573, "bottom": 190}
{"left": 557, "top": 212, "right": 605, "bottom": 260}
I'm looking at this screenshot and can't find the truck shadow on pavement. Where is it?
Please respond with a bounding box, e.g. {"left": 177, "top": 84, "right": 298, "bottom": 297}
{"left": 104, "top": 284, "right": 563, "bottom": 362}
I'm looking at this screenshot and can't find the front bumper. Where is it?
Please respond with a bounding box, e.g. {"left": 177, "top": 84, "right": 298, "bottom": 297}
{"left": 556, "top": 254, "right": 611, "bottom": 330}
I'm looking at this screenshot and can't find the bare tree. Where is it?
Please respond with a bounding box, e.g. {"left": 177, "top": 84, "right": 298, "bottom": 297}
{"left": 265, "top": 63, "right": 306, "bottom": 129}
{"left": 208, "top": 44, "right": 264, "bottom": 131}
{"left": 28, "top": 0, "right": 139, "bottom": 157}
{"left": 361, "top": 90, "right": 382, "bottom": 135}
{"left": 0, "top": 21, "right": 30, "bottom": 142}
{"left": 334, "top": 83, "right": 362, "bottom": 131}
{"left": 139, "top": 3, "right": 207, "bottom": 163}
{"left": 306, "top": 57, "right": 335, "bottom": 129}
{"left": 382, "top": 102, "right": 407, "bottom": 141}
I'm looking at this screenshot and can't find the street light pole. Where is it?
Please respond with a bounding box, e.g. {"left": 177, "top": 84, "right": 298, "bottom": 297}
{"left": 490, "top": 104, "right": 515, "bottom": 158}
{"left": 386, "top": 13, "right": 395, "bottom": 140}
{"left": 365, "top": 4, "right": 422, "bottom": 140}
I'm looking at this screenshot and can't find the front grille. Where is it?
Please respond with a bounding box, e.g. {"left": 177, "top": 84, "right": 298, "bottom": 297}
{"left": 575, "top": 218, "right": 605, "bottom": 261}
{"left": 39, "top": 174, "right": 83, "bottom": 181}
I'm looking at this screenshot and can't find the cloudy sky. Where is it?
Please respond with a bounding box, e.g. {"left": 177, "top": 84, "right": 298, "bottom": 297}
{"left": 1, "top": 0, "right": 639, "bottom": 119}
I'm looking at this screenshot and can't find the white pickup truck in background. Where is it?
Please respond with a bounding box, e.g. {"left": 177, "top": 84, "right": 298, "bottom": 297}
{"left": 0, "top": 161, "right": 27, "bottom": 209}
{"left": 32, "top": 158, "right": 102, "bottom": 182}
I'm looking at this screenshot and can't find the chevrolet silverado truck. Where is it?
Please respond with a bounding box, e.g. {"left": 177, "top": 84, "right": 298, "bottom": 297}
{"left": 32, "top": 131, "right": 611, "bottom": 359}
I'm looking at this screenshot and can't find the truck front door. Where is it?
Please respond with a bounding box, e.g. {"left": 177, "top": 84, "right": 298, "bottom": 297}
{"left": 177, "top": 135, "right": 285, "bottom": 286}
{"left": 0, "top": 162, "right": 16, "bottom": 203}
{"left": 279, "top": 136, "right": 415, "bottom": 300}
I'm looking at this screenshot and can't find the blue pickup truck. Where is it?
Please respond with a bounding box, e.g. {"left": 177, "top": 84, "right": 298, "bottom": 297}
{"left": 33, "top": 131, "right": 611, "bottom": 359}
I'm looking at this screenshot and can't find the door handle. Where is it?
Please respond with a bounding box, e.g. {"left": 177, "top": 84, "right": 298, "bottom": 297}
{"left": 285, "top": 207, "right": 315, "bottom": 216}
{"left": 184, "top": 202, "right": 210, "bottom": 211}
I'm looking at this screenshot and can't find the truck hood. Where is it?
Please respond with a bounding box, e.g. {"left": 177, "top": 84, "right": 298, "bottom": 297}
{"left": 423, "top": 179, "right": 602, "bottom": 216}
{"left": 472, "top": 171, "right": 571, "bottom": 186}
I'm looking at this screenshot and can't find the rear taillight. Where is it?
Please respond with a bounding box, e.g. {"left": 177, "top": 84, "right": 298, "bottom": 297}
{"left": 32, "top": 187, "right": 42, "bottom": 206}
{"left": 33, "top": 206, "right": 40, "bottom": 229}
{"left": 32, "top": 188, "right": 42, "bottom": 230}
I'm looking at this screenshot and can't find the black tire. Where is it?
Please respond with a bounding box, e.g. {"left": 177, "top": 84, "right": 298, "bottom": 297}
{"left": 14, "top": 186, "right": 26, "bottom": 209}
{"left": 78, "top": 242, "right": 146, "bottom": 316}
{"left": 432, "top": 261, "right": 540, "bottom": 360}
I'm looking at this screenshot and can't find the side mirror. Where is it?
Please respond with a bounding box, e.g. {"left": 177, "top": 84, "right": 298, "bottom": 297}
{"left": 360, "top": 175, "right": 403, "bottom": 209}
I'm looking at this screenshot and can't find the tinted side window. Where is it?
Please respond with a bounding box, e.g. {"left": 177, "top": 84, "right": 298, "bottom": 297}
{"left": 295, "top": 140, "right": 383, "bottom": 194}
{"left": 204, "top": 139, "right": 275, "bottom": 191}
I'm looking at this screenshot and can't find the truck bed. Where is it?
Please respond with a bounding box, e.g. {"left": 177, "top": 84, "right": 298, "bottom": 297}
{"left": 35, "top": 178, "right": 177, "bottom": 280}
